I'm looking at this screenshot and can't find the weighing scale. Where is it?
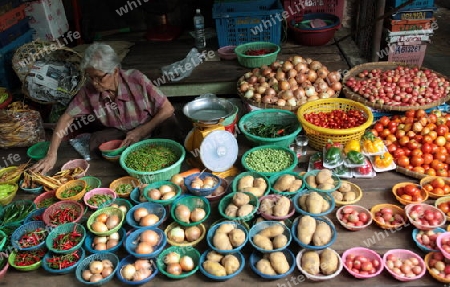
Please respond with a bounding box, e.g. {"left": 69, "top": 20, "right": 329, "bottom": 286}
{"left": 183, "top": 97, "right": 239, "bottom": 178}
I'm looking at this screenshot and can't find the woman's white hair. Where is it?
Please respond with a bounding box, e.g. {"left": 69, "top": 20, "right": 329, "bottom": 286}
{"left": 81, "top": 42, "right": 120, "bottom": 73}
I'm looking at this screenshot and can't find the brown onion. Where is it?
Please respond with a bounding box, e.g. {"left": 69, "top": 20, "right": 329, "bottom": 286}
{"left": 317, "top": 68, "right": 328, "bottom": 79}
{"left": 287, "top": 69, "right": 297, "bottom": 78}
{"left": 331, "top": 81, "right": 343, "bottom": 91}
{"left": 277, "top": 98, "right": 286, "bottom": 106}
{"left": 262, "top": 95, "right": 272, "bottom": 104}
{"left": 309, "top": 60, "right": 322, "bottom": 70}
{"left": 307, "top": 70, "right": 318, "bottom": 82}
{"left": 294, "top": 62, "right": 307, "bottom": 72}
{"left": 295, "top": 73, "right": 307, "bottom": 83}
{"left": 282, "top": 60, "right": 293, "bottom": 72}
{"left": 327, "top": 71, "right": 341, "bottom": 83}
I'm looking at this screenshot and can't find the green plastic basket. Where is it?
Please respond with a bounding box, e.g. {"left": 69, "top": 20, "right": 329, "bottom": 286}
{"left": 86, "top": 207, "right": 124, "bottom": 236}
{"left": 0, "top": 183, "right": 17, "bottom": 205}
{"left": 235, "top": 42, "right": 280, "bottom": 68}
{"left": 120, "top": 139, "right": 186, "bottom": 184}
{"left": 238, "top": 109, "right": 302, "bottom": 147}
{"left": 241, "top": 145, "right": 298, "bottom": 177}
{"left": 27, "top": 141, "right": 50, "bottom": 160}
{"left": 143, "top": 180, "right": 182, "bottom": 206}
{"left": 171, "top": 195, "right": 211, "bottom": 227}
{"left": 45, "top": 223, "right": 86, "bottom": 254}
{"left": 107, "top": 198, "right": 133, "bottom": 213}
{"left": 79, "top": 176, "right": 102, "bottom": 192}
{"left": 8, "top": 248, "right": 46, "bottom": 271}
{"left": 269, "top": 171, "right": 305, "bottom": 198}
{"left": 156, "top": 246, "right": 201, "bottom": 279}
{"left": 231, "top": 171, "right": 271, "bottom": 197}
{"left": 218, "top": 191, "right": 260, "bottom": 221}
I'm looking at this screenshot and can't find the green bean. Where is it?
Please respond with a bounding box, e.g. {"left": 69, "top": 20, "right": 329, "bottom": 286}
{"left": 244, "top": 148, "right": 293, "bottom": 172}
{"left": 125, "top": 145, "right": 178, "bottom": 172}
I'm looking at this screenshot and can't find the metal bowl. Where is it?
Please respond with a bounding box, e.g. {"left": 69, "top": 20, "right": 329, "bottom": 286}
{"left": 183, "top": 97, "right": 236, "bottom": 124}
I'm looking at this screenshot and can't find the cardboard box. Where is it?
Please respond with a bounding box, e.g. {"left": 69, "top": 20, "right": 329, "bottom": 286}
{"left": 25, "top": 0, "right": 69, "bottom": 41}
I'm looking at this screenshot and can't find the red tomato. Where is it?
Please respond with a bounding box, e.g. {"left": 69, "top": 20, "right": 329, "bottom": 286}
{"left": 437, "top": 125, "right": 449, "bottom": 136}
{"left": 397, "top": 156, "right": 410, "bottom": 168}
{"left": 358, "top": 212, "right": 369, "bottom": 223}
{"left": 423, "top": 153, "right": 434, "bottom": 165}
{"left": 379, "top": 116, "right": 390, "bottom": 127}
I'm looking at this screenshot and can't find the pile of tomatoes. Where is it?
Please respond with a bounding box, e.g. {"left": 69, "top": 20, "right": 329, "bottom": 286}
{"left": 304, "top": 109, "right": 367, "bottom": 129}
{"left": 423, "top": 177, "right": 450, "bottom": 197}
{"left": 372, "top": 109, "right": 450, "bottom": 177}
{"left": 394, "top": 183, "right": 424, "bottom": 203}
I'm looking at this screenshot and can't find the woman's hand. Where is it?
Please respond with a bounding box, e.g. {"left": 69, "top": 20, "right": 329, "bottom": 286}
{"left": 30, "top": 154, "right": 57, "bottom": 175}
{"left": 122, "top": 127, "right": 145, "bottom": 147}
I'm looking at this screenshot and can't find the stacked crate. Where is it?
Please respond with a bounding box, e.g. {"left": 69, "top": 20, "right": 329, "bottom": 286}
{"left": 383, "top": 0, "right": 436, "bottom": 66}
{"left": 0, "top": 0, "right": 32, "bottom": 90}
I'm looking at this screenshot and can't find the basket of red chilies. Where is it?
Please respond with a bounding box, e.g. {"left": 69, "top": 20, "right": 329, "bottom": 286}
{"left": 42, "top": 248, "right": 86, "bottom": 274}
{"left": 45, "top": 223, "right": 86, "bottom": 255}
{"left": 11, "top": 221, "right": 49, "bottom": 251}
{"left": 43, "top": 200, "right": 85, "bottom": 227}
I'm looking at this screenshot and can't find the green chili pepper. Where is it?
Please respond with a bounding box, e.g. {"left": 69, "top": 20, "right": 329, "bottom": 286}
{"left": 325, "top": 147, "right": 341, "bottom": 166}
{"left": 346, "top": 150, "right": 365, "bottom": 165}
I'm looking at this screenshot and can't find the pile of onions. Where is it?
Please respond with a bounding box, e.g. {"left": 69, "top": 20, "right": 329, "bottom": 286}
{"left": 133, "top": 207, "right": 161, "bottom": 227}
{"left": 174, "top": 204, "right": 206, "bottom": 223}
{"left": 92, "top": 232, "right": 120, "bottom": 251}
{"left": 134, "top": 229, "right": 160, "bottom": 255}
{"left": 146, "top": 184, "right": 177, "bottom": 201}
{"left": 164, "top": 251, "right": 195, "bottom": 275}
{"left": 120, "top": 259, "right": 153, "bottom": 282}
{"left": 81, "top": 259, "right": 115, "bottom": 283}
{"left": 238, "top": 56, "right": 342, "bottom": 107}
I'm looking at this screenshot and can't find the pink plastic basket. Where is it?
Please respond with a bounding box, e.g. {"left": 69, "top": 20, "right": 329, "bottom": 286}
{"left": 0, "top": 261, "right": 8, "bottom": 279}
{"left": 83, "top": 188, "right": 117, "bottom": 210}
{"left": 61, "top": 159, "right": 90, "bottom": 178}
{"left": 42, "top": 200, "right": 85, "bottom": 227}
{"left": 33, "top": 190, "right": 58, "bottom": 208}
{"left": 436, "top": 232, "right": 450, "bottom": 260}
{"left": 341, "top": 247, "right": 384, "bottom": 279}
{"left": 382, "top": 249, "right": 426, "bottom": 281}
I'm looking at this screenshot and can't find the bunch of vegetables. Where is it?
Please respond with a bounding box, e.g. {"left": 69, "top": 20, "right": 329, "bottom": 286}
{"left": 60, "top": 185, "right": 83, "bottom": 198}
{"left": 52, "top": 229, "right": 83, "bottom": 251}
{"left": 146, "top": 184, "right": 177, "bottom": 201}
{"left": 133, "top": 207, "right": 160, "bottom": 227}
{"left": 224, "top": 192, "right": 256, "bottom": 219}
{"left": 245, "top": 123, "right": 298, "bottom": 138}
{"left": 238, "top": 56, "right": 342, "bottom": 108}
{"left": 297, "top": 215, "right": 333, "bottom": 247}
{"left": 0, "top": 163, "right": 26, "bottom": 182}
{"left": 305, "top": 169, "right": 337, "bottom": 191}
{"left": 48, "top": 206, "right": 82, "bottom": 226}
{"left": 174, "top": 204, "right": 206, "bottom": 224}
{"left": 36, "top": 195, "right": 59, "bottom": 208}
{"left": 91, "top": 232, "right": 121, "bottom": 251}
{"left": 244, "top": 48, "right": 275, "bottom": 56}
{"left": 255, "top": 251, "right": 291, "bottom": 276}
{"left": 272, "top": 174, "right": 303, "bottom": 194}
{"left": 331, "top": 181, "right": 357, "bottom": 202}
{"left": 297, "top": 192, "right": 331, "bottom": 214}
{"left": 260, "top": 196, "right": 291, "bottom": 217}
{"left": 133, "top": 229, "right": 160, "bottom": 255}
{"left": 120, "top": 259, "right": 154, "bottom": 281}
{"left": 168, "top": 225, "right": 202, "bottom": 243}
{"left": 1, "top": 200, "right": 35, "bottom": 225}
{"left": 124, "top": 145, "right": 178, "bottom": 172}
{"left": 252, "top": 224, "right": 288, "bottom": 251}
{"left": 0, "top": 183, "right": 16, "bottom": 200}
{"left": 115, "top": 183, "right": 133, "bottom": 195}
{"left": 304, "top": 109, "right": 367, "bottom": 129}
{"left": 301, "top": 249, "right": 340, "bottom": 276}
{"left": 87, "top": 194, "right": 114, "bottom": 208}
{"left": 163, "top": 252, "right": 195, "bottom": 276}
{"left": 90, "top": 212, "right": 121, "bottom": 234}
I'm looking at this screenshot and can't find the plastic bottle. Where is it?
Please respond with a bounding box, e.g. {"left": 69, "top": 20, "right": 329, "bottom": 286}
{"left": 193, "top": 8, "right": 206, "bottom": 49}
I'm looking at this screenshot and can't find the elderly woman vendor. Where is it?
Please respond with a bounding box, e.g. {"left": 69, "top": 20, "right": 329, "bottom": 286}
{"left": 31, "top": 42, "right": 183, "bottom": 174}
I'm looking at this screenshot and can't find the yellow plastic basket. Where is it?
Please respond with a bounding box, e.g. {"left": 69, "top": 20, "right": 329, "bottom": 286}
{"left": 297, "top": 98, "right": 373, "bottom": 150}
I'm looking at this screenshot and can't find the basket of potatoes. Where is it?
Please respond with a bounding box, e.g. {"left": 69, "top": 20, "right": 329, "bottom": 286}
{"left": 199, "top": 250, "right": 245, "bottom": 281}
{"left": 258, "top": 194, "right": 295, "bottom": 221}
{"left": 219, "top": 192, "right": 259, "bottom": 221}
{"left": 250, "top": 249, "right": 296, "bottom": 279}
{"left": 291, "top": 215, "right": 336, "bottom": 250}
{"left": 296, "top": 248, "right": 343, "bottom": 281}
{"left": 232, "top": 172, "right": 270, "bottom": 197}
{"left": 269, "top": 172, "right": 305, "bottom": 198}
{"left": 303, "top": 169, "right": 341, "bottom": 193}
{"left": 207, "top": 221, "right": 249, "bottom": 253}
{"left": 249, "top": 221, "right": 292, "bottom": 253}
{"left": 293, "top": 190, "right": 335, "bottom": 217}
{"left": 331, "top": 181, "right": 363, "bottom": 206}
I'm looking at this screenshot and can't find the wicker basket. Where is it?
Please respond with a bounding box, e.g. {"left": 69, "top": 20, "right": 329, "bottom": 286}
{"left": 120, "top": 139, "right": 186, "bottom": 184}
{"left": 234, "top": 42, "right": 280, "bottom": 68}
{"left": 342, "top": 62, "right": 450, "bottom": 111}
{"left": 238, "top": 109, "right": 302, "bottom": 147}
{"left": 56, "top": 179, "right": 87, "bottom": 201}
{"left": 109, "top": 176, "right": 140, "bottom": 198}
{"left": 34, "top": 190, "right": 58, "bottom": 208}
{"left": 0, "top": 183, "right": 17, "bottom": 205}
{"left": 42, "top": 200, "right": 84, "bottom": 227}
{"left": 11, "top": 40, "right": 85, "bottom": 105}
{"left": 297, "top": 98, "right": 374, "bottom": 150}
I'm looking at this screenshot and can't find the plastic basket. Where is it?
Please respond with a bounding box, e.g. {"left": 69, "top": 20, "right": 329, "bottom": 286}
{"left": 11, "top": 220, "right": 48, "bottom": 251}
{"left": 24, "top": 207, "right": 46, "bottom": 224}
{"left": 219, "top": 191, "right": 260, "bottom": 221}
{"left": 213, "top": 0, "right": 284, "bottom": 47}
{"left": 99, "top": 139, "right": 126, "bottom": 156}
{"left": 297, "top": 98, "right": 373, "bottom": 150}
{"left": 124, "top": 227, "right": 166, "bottom": 258}
{"left": 249, "top": 221, "right": 291, "bottom": 253}
{"left": 79, "top": 176, "right": 102, "bottom": 192}
{"left": 42, "top": 248, "right": 85, "bottom": 275}
{"left": 336, "top": 204, "right": 373, "bottom": 231}
{"left": 293, "top": 190, "right": 335, "bottom": 217}
{"left": 238, "top": 109, "right": 302, "bottom": 147}
{"left": 83, "top": 228, "right": 126, "bottom": 254}
{"left": 109, "top": 176, "right": 140, "bottom": 198}
{"left": 206, "top": 221, "right": 249, "bottom": 253}
{"left": 27, "top": 141, "right": 50, "bottom": 160}
{"left": 156, "top": 246, "right": 200, "bottom": 279}
{"left": 250, "top": 249, "right": 296, "bottom": 279}
{"left": 333, "top": 180, "right": 363, "bottom": 206}
{"left": 87, "top": 207, "right": 125, "bottom": 236}
{"left": 171, "top": 195, "right": 211, "bottom": 227}
{"left": 370, "top": 203, "right": 407, "bottom": 230}
{"left": 61, "top": 159, "right": 90, "bottom": 179}
{"left": 116, "top": 256, "right": 158, "bottom": 284}
{"left": 108, "top": 198, "right": 133, "bottom": 213}
{"left": 425, "top": 251, "right": 450, "bottom": 283}
{"left": 55, "top": 179, "right": 87, "bottom": 201}
{"left": 383, "top": 249, "right": 426, "bottom": 281}
{"left": 291, "top": 216, "right": 336, "bottom": 250}
{"left": 0, "top": 166, "right": 21, "bottom": 184}
{"left": 234, "top": 42, "right": 280, "bottom": 68}
{"left": 296, "top": 248, "right": 343, "bottom": 281}
{"left": 75, "top": 252, "right": 119, "bottom": 286}
{"left": 412, "top": 227, "right": 445, "bottom": 253}
{"left": 34, "top": 190, "right": 58, "bottom": 208}
{"left": 282, "top": 0, "right": 345, "bottom": 23}
{"left": 45, "top": 223, "right": 86, "bottom": 254}
{"left": 0, "top": 183, "right": 17, "bottom": 205}
{"left": 126, "top": 202, "right": 166, "bottom": 229}
{"left": 232, "top": 171, "right": 271, "bottom": 197}
{"left": 241, "top": 145, "right": 298, "bottom": 177}
{"left": 258, "top": 194, "right": 296, "bottom": 220}
{"left": 165, "top": 222, "right": 206, "bottom": 247}
{"left": 0, "top": 3, "right": 24, "bottom": 32}
{"left": 199, "top": 250, "right": 245, "bottom": 281}
{"left": 392, "top": 182, "right": 429, "bottom": 205}
{"left": 341, "top": 247, "right": 384, "bottom": 279}
{"left": 142, "top": 180, "right": 182, "bottom": 206}
{"left": 302, "top": 169, "right": 341, "bottom": 193}
{"left": 43, "top": 200, "right": 85, "bottom": 227}
{"left": 120, "top": 139, "right": 186, "bottom": 184}
{"left": 184, "top": 172, "right": 221, "bottom": 196}
{"left": 19, "top": 179, "right": 43, "bottom": 194}
{"left": 420, "top": 176, "right": 450, "bottom": 199}
{"left": 8, "top": 248, "right": 45, "bottom": 271}
{"left": 405, "top": 203, "right": 445, "bottom": 230}
{"left": 388, "top": 0, "right": 434, "bottom": 10}
{"left": 288, "top": 13, "right": 340, "bottom": 46}
{"left": 84, "top": 188, "right": 117, "bottom": 210}
{"left": 269, "top": 171, "right": 305, "bottom": 197}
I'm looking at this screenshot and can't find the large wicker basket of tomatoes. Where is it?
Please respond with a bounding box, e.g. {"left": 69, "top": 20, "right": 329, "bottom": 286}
{"left": 297, "top": 98, "right": 373, "bottom": 150}
{"left": 372, "top": 109, "right": 450, "bottom": 179}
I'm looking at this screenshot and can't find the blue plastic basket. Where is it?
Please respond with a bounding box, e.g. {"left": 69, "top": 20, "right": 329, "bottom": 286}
{"left": 213, "top": 0, "right": 284, "bottom": 47}
{"left": 124, "top": 227, "right": 166, "bottom": 258}
{"left": 249, "top": 249, "right": 296, "bottom": 279}
{"left": 46, "top": 223, "right": 86, "bottom": 254}
{"left": 184, "top": 172, "right": 221, "bottom": 196}
{"left": 199, "top": 250, "right": 245, "bottom": 281}
{"left": 291, "top": 216, "right": 337, "bottom": 250}
{"left": 292, "top": 190, "right": 335, "bottom": 217}
{"left": 126, "top": 202, "right": 166, "bottom": 229}
{"left": 84, "top": 228, "right": 126, "bottom": 254}
{"left": 75, "top": 252, "right": 119, "bottom": 286}
{"left": 412, "top": 227, "right": 445, "bottom": 253}
{"left": 116, "top": 255, "right": 158, "bottom": 285}
{"left": 11, "top": 221, "right": 48, "bottom": 251}
{"left": 269, "top": 171, "right": 305, "bottom": 198}
{"left": 42, "top": 248, "right": 86, "bottom": 275}
{"left": 129, "top": 187, "right": 143, "bottom": 205}
{"left": 249, "top": 221, "right": 291, "bottom": 253}
{"left": 206, "top": 221, "right": 249, "bottom": 254}
{"left": 388, "top": 0, "right": 434, "bottom": 9}
{"left": 19, "top": 179, "right": 43, "bottom": 194}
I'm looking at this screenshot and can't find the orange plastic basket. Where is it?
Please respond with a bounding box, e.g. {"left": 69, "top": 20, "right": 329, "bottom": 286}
{"left": 297, "top": 98, "right": 373, "bottom": 150}
{"left": 56, "top": 179, "right": 86, "bottom": 201}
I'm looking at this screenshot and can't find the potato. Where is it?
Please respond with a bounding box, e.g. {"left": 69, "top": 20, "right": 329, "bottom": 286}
{"left": 331, "top": 191, "right": 344, "bottom": 201}
{"left": 207, "top": 251, "right": 224, "bottom": 262}
{"left": 256, "top": 258, "right": 276, "bottom": 275}
{"left": 317, "top": 183, "right": 335, "bottom": 191}
{"left": 301, "top": 251, "right": 320, "bottom": 275}
{"left": 244, "top": 187, "right": 266, "bottom": 197}
{"left": 254, "top": 216, "right": 265, "bottom": 225}
{"left": 253, "top": 177, "right": 268, "bottom": 192}
{"left": 339, "top": 182, "right": 352, "bottom": 193}
{"left": 238, "top": 175, "right": 254, "bottom": 191}
{"left": 299, "top": 194, "right": 308, "bottom": 210}
{"left": 237, "top": 204, "right": 254, "bottom": 217}
{"left": 315, "top": 169, "right": 332, "bottom": 184}
{"left": 203, "top": 260, "right": 227, "bottom": 277}
{"left": 320, "top": 248, "right": 339, "bottom": 275}
{"left": 217, "top": 223, "right": 235, "bottom": 234}
{"left": 324, "top": 177, "right": 335, "bottom": 185}
{"left": 272, "top": 234, "right": 288, "bottom": 249}
{"left": 229, "top": 228, "right": 246, "bottom": 247}
{"left": 232, "top": 192, "right": 250, "bottom": 206}
{"left": 306, "top": 176, "right": 317, "bottom": 188}
{"left": 306, "top": 192, "right": 324, "bottom": 214}
{"left": 343, "top": 191, "right": 356, "bottom": 201}
{"left": 253, "top": 234, "right": 273, "bottom": 250}
{"left": 273, "top": 175, "right": 296, "bottom": 192}
{"left": 273, "top": 196, "right": 291, "bottom": 217}
{"left": 225, "top": 204, "right": 238, "bottom": 217}
{"left": 297, "top": 216, "right": 316, "bottom": 245}
{"left": 312, "top": 222, "right": 332, "bottom": 246}
{"left": 221, "top": 254, "right": 240, "bottom": 275}
{"left": 287, "top": 179, "right": 303, "bottom": 192}
{"left": 321, "top": 199, "right": 330, "bottom": 212}
{"left": 260, "top": 198, "right": 274, "bottom": 215}
{"left": 213, "top": 232, "right": 233, "bottom": 250}
{"left": 269, "top": 252, "right": 290, "bottom": 274}
{"left": 259, "top": 224, "right": 284, "bottom": 238}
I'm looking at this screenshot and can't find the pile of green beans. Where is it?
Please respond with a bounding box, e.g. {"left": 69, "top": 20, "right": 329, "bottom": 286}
{"left": 244, "top": 148, "right": 293, "bottom": 173}
{"left": 125, "top": 145, "right": 178, "bottom": 172}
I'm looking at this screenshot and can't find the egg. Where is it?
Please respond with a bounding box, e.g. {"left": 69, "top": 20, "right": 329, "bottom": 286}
{"left": 135, "top": 242, "right": 154, "bottom": 254}
{"left": 134, "top": 207, "right": 149, "bottom": 222}
{"left": 91, "top": 221, "right": 108, "bottom": 233}
{"left": 140, "top": 214, "right": 160, "bottom": 226}
{"left": 106, "top": 215, "right": 120, "bottom": 230}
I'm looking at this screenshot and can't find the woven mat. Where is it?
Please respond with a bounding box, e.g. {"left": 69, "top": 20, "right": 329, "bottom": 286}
{"left": 72, "top": 41, "right": 135, "bottom": 62}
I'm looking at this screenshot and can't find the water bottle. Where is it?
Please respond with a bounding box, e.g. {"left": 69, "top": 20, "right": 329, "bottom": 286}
{"left": 193, "top": 8, "right": 206, "bottom": 49}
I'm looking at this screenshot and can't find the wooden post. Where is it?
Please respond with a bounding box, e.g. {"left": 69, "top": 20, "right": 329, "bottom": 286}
{"left": 371, "top": 0, "right": 386, "bottom": 62}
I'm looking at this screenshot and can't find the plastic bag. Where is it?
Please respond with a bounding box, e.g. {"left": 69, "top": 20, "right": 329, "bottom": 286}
{"left": 0, "top": 102, "right": 46, "bottom": 148}
{"left": 161, "top": 48, "right": 204, "bottom": 82}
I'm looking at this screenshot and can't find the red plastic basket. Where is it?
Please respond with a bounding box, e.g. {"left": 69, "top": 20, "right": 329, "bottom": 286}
{"left": 0, "top": 3, "right": 24, "bottom": 32}
{"left": 283, "top": 0, "right": 344, "bottom": 23}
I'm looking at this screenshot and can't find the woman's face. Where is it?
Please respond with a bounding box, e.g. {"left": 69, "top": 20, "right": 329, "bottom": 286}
{"left": 85, "top": 67, "right": 116, "bottom": 92}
